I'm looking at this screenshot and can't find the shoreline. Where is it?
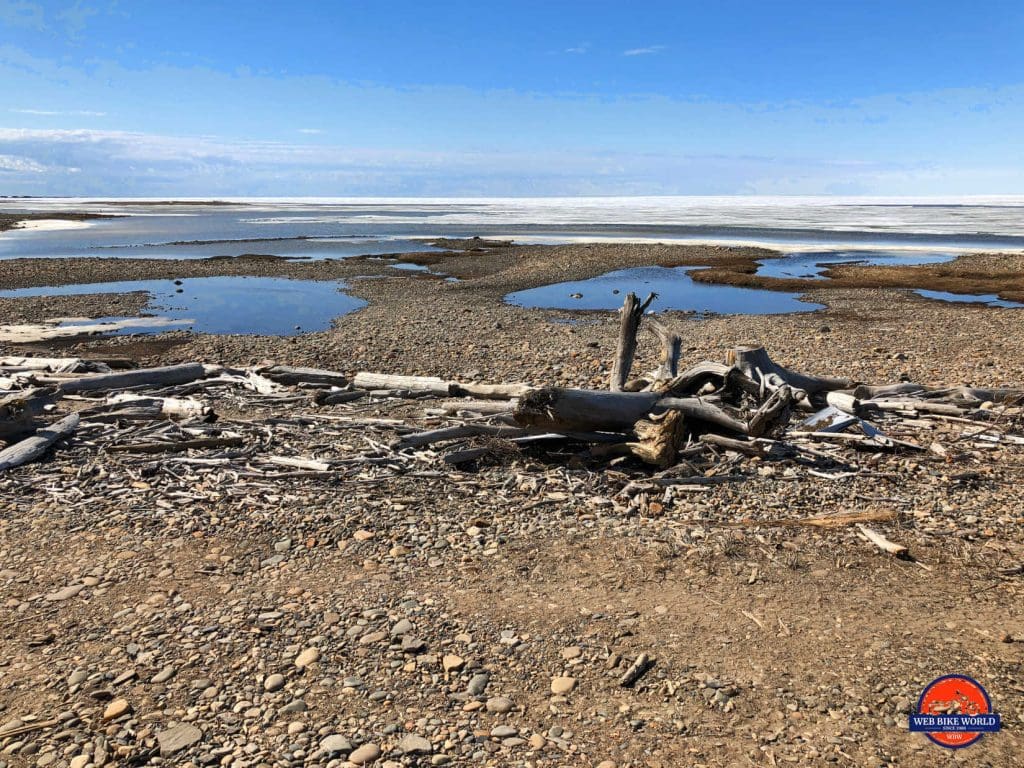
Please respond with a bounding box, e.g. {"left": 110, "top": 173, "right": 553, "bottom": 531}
{"left": 1, "top": 238, "right": 1022, "bottom": 766}
{"left": 1, "top": 238, "right": 1023, "bottom": 302}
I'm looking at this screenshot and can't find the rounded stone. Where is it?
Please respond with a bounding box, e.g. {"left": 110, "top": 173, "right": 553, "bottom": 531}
{"left": 263, "top": 673, "right": 286, "bottom": 692}
{"left": 349, "top": 743, "right": 382, "bottom": 764}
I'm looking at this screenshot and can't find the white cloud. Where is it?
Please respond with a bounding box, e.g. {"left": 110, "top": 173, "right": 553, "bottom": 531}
{"left": 10, "top": 108, "right": 107, "bottom": 116}
{"left": 565, "top": 44, "right": 589, "bottom": 54}
{"left": 297, "top": 128, "right": 324, "bottom": 134}
{"left": 623, "top": 45, "right": 666, "bottom": 56}
{"left": 0, "top": 153, "right": 47, "bottom": 173}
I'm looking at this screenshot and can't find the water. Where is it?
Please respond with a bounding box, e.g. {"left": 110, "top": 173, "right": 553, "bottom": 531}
{"left": 505, "top": 267, "right": 823, "bottom": 315}
{"left": 0, "top": 277, "right": 366, "bottom": 335}
{"left": 755, "top": 250, "right": 958, "bottom": 280}
{"left": 915, "top": 290, "right": 1024, "bottom": 309}
{"left": 4, "top": 196, "right": 1024, "bottom": 262}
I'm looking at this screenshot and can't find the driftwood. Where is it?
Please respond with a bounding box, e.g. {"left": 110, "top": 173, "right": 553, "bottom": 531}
{"left": 107, "top": 434, "right": 243, "bottom": 454}
{"left": 729, "top": 345, "right": 851, "bottom": 397}
{"left": 257, "top": 365, "right": 349, "bottom": 388}
{"left": 1, "top": 387, "right": 60, "bottom": 439}
{"left": 55, "top": 363, "right": 207, "bottom": 394}
{"left": 646, "top": 318, "right": 682, "bottom": 384}
{"left": 352, "top": 372, "right": 530, "bottom": 401}
{"left": 856, "top": 524, "right": 910, "bottom": 559}
{"left": 353, "top": 373, "right": 454, "bottom": 396}
{"left": 610, "top": 292, "right": 656, "bottom": 391}
{"left": 0, "top": 413, "right": 79, "bottom": 472}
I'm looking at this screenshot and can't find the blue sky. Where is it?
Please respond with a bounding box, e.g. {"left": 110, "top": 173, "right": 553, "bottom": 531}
{"left": 1, "top": 1, "right": 1023, "bottom": 196}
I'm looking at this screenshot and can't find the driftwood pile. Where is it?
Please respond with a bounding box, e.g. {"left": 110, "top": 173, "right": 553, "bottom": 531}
{"left": 1, "top": 294, "right": 1023, "bottom": 516}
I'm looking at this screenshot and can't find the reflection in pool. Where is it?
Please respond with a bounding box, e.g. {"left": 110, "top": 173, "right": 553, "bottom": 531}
{"left": 0, "top": 276, "right": 367, "bottom": 335}
{"left": 915, "top": 290, "right": 1024, "bottom": 309}
{"left": 755, "top": 250, "right": 957, "bottom": 280}
{"left": 505, "top": 266, "right": 823, "bottom": 314}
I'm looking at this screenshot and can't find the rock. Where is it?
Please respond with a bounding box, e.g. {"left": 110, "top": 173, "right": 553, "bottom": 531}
{"left": 44, "top": 584, "right": 85, "bottom": 602}
{"left": 67, "top": 669, "right": 88, "bottom": 687}
{"left": 401, "top": 636, "right": 427, "bottom": 653}
{"left": 596, "top": 762, "right": 617, "bottom": 768}
{"left": 550, "top": 676, "right": 577, "bottom": 695}
{"left": 295, "top": 647, "right": 320, "bottom": 668}
{"left": 528, "top": 733, "right": 545, "bottom": 749}
{"left": 491, "top": 725, "right": 518, "bottom": 738}
{"left": 398, "top": 734, "right": 433, "bottom": 754}
{"left": 156, "top": 723, "right": 203, "bottom": 756}
{"left": 279, "top": 699, "right": 307, "bottom": 715}
{"left": 102, "top": 698, "right": 131, "bottom": 720}
{"left": 485, "top": 696, "right": 514, "bottom": 713}
{"left": 561, "top": 646, "right": 582, "bottom": 660}
{"left": 69, "top": 756, "right": 90, "bottom": 768}
{"left": 263, "top": 673, "right": 286, "bottom": 692}
{"left": 390, "top": 619, "right": 414, "bottom": 636}
{"left": 353, "top": 529, "right": 374, "bottom": 541}
{"left": 442, "top": 654, "right": 464, "bottom": 672}
{"left": 467, "top": 673, "right": 490, "bottom": 695}
{"left": 151, "top": 665, "right": 176, "bottom": 684}
{"left": 349, "top": 743, "right": 382, "bottom": 764}
{"left": 320, "top": 734, "right": 352, "bottom": 755}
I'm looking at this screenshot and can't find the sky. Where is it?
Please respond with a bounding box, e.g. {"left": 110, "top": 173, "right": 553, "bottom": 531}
{"left": 1, "top": 0, "right": 1023, "bottom": 196}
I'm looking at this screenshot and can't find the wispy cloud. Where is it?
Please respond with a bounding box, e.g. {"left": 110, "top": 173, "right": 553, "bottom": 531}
{"left": 0, "top": 153, "right": 48, "bottom": 173}
{"left": 297, "top": 128, "right": 324, "bottom": 134}
{"left": 623, "top": 45, "right": 666, "bottom": 56}
{"left": 565, "top": 44, "right": 589, "bottom": 54}
{"left": 11, "top": 108, "right": 107, "bottom": 116}
{"left": 2, "top": 125, "right": 996, "bottom": 196}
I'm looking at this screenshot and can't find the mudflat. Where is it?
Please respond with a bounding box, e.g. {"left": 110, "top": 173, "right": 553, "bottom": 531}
{"left": 0, "top": 238, "right": 1022, "bottom": 767}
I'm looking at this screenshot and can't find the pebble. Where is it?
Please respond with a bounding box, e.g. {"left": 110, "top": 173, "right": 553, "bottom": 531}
{"left": 263, "top": 673, "right": 286, "bottom": 692}
{"left": 156, "top": 723, "right": 203, "bottom": 756}
{"left": 101, "top": 698, "right": 131, "bottom": 720}
{"left": 397, "top": 734, "right": 433, "bottom": 754}
{"left": 44, "top": 584, "right": 85, "bottom": 602}
{"left": 467, "top": 673, "right": 490, "bottom": 695}
{"left": 442, "top": 654, "right": 464, "bottom": 672}
{"left": 349, "top": 743, "right": 382, "bottom": 764}
{"left": 294, "top": 647, "right": 320, "bottom": 668}
{"left": 320, "top": 734, "right": 352, "bottom": 755}
{"left": 390, "top": 619, "right": 414, "bottom": 636}
{"left": 485, "top": 696, "right": 514, "bottom": 713}
{"left": 550, "top": 676, "right": 577, "bottom": 695}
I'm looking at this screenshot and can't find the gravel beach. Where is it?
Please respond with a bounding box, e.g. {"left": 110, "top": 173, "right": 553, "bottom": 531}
{"left": 1, "top": 240, "right": 1022, "bottom": 767}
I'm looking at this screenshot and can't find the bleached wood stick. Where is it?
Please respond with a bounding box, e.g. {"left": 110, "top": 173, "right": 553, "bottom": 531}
{"left": 856, "top": 524, "right": 909, "bottom": 558}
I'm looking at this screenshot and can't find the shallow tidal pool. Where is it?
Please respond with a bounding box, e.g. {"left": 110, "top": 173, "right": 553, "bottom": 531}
{"left": 505, "top": 266, "right": 823, "bottom": 315}
{"left": 0, "top": 276, "right": 367, "bottom": 335}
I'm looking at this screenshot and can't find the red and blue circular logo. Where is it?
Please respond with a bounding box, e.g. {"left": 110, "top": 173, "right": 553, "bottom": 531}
{"left": 908, "top": 675, "right": 1001, "bottom": 749}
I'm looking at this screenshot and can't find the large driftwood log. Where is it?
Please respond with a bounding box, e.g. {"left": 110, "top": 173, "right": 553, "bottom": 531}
{"left": 353, "top": 373, "right": 454, "bottom": 396}
{"left": 257, "top": 365, "right": 349, "bottom": 388}
{"left": 0, "top": 413, "right": 79, "bottom": 472}
{"left": 54, "top": 363, "right": 208, "bottom": 394}
{"left": 0, "top": 357, "right": 92, "bottom": 373}
{"left": 515, "top": 388, "right": 660, "bottom": 432}
{"left": 729, "top": 345, "right": 852, "bottom": 396}
{"left": 610, "top": 292, "right": 655, "bottom": 391}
